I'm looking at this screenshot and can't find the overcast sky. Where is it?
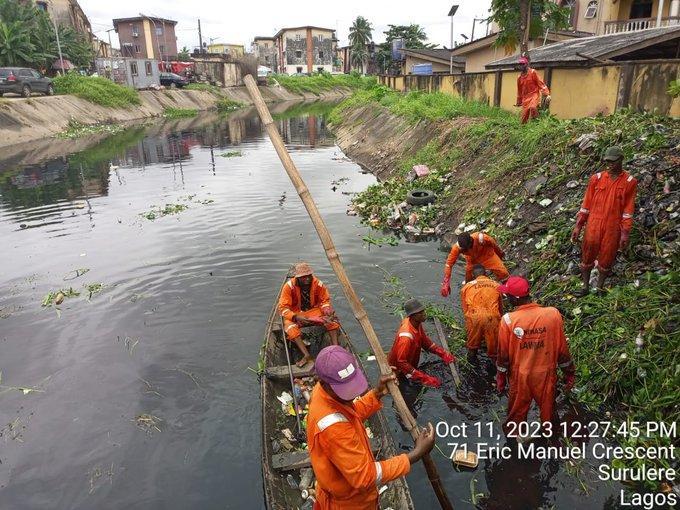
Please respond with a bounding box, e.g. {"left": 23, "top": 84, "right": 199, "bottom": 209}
{"left": 80, "top": 0, "right": 493, "bottom": 51}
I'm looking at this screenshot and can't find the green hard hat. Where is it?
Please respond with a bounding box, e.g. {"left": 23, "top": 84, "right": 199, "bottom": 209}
{"left": 603, "top": 146, "right": 624, "bottom": 161}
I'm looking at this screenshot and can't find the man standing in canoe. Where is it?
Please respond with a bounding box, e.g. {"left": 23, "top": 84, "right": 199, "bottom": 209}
{"left": 440, "top": 231, "right": 509, "bottom": 296}
{"left": 278, "top": 262, "right": 340, "bottom": 367}
{"left": 308, "top": 345, "right": 435, "bottom": 509}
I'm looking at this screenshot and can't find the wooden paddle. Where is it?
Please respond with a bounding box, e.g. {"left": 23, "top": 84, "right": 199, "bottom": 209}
{"left": 243, "top": 75, "right": 453, "bottom": 510}
{"left": 434, "top": 317, "right": 461, "bottom": 387}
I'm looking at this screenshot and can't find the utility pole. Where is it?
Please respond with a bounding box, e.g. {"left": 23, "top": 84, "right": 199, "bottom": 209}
{"left": 448, "top": 5, "right": 459, "bottom": 74}
{"left": 198, "top": 18, "right": 204, "bottom": 55}
{"left": 106, "top": 28, "right": 115, "bottom": 79}
{"left": 51, "top": 17, "right": 65, "bottom": 75}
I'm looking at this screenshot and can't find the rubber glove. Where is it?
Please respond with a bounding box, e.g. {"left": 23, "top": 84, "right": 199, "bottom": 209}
{"left": 564, "top": 373, "right": 575, "bottom": 393}
{"left": 571, "top": 225, "right": 583, "bottom": 243}
{"left": 619, "top": 230, "right": 630, "bottom": 251}
{"left": 430, "top": 344, "right": 455, "bottom": 365}
{"left": 495, "top": 371, "right": 507, "bottom": 393}
{"left": 545, "top": 95, "right": 552, "bottom": 105}
{"left": 440, "top": 277, "right": 451, "bottom": 297}
{"left": 410, "top": 370, "right": 441, "bottom": 389}
{"left": 322, "top": 305, "right": 335, "bottom": 317}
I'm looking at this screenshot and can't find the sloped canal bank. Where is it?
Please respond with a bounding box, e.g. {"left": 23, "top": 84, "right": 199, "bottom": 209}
{"left": 0, "top": 102, "right": 627, "bottom": 509}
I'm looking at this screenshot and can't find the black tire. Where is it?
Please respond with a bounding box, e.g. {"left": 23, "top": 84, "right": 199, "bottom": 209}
{"left": 46, "top": 84, "right": 54, "bottom": 96}
{"left": 406, "top": 189, "right": 435, "bottom": 206}
{"left": 170, "top": 82, "right": 177, "bottom": 89}
{"left": 21, "top": 85, "right": 31, "bottom": 98}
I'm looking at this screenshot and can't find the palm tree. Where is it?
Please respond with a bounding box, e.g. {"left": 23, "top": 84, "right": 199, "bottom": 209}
{"left": 348, "top": 16, "right": 373, "bottom": 48}
{"left": 350, "top": 46, "right": 368, "bottom": 74}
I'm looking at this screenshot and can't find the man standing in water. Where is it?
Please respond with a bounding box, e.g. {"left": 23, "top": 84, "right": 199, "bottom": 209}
{"left": 307, "top": 345, "right": 435, "bottom": 509}
{"left": 388, "top": 298, "right": 455, "bottom": 389}
{"left": 515, "top": 55, "right": 550, "bottom": 124}
{"left": 496, "top": 276, "right": 575, "bottom": 436}
{"left": 571, "top": 146, "right": 638, "bottom": 296}
{"left": 460, "top": 265, "right": 503, "bottom": 363}
{"left": 441, "top": 231, "right": 508, "bottom": 296}
{"left": 278, "top": 262, "right": 340, "bottom": 367}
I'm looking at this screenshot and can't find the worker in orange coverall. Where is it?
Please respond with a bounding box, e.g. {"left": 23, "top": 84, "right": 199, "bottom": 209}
{"left": 440, "top": 231, "right": 509, "bottom": 296}
{"left": 388, "top": 299, "right": 456, "bottom": 389}
{"left": 308, "top": 345, "right": 435, "bottom": 509}
{"left": 278, "top": 262, "right": 340, "bottom": 367}
{"left": 460, "top": 265, "right": 503, "bottom": 363}
{"left": 515, "top": 56, "right": 550, "bottom": 124}
{"left": 495, "top": 276, "right": 575, "bottom": 437}
{"left": 571, "top": 146, "right": 638, "bottom": 296}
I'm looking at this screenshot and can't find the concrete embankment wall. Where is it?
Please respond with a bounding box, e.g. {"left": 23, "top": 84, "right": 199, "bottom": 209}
{"left": 380, "top": 59, "right": 680, "bottom": 119}
{"left": 0, "top": 86, "right": 350, "bottom": 149}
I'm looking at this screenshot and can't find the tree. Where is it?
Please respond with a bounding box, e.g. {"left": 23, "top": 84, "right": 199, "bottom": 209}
{"left": 0, "top": 20, "right": 35, "bottom": 66}
{"left": 348, "top": 16, "right": 373, "bottom": 48}
{"left": 376, "top": 24, "right": 433, "bottom": 74}
{"left": 488, "top": 0, "right": 570, "bottom": 55}
{"left": 178, "top": 46, "right": 191, "bottom": 61}
{"left": 350, "top": 45, "right": 368, "bottom": 74}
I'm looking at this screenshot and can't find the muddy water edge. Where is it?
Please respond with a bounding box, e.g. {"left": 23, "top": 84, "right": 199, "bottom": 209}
{"left": 0, "top": 102, "right": 622, "bottom": 509}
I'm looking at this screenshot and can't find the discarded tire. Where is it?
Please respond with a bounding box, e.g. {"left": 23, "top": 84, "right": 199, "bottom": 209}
{"left": 406, "top": 189, "right": 435, "bottom": 206}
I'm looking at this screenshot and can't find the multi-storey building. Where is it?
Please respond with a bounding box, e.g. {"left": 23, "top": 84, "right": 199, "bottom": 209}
{"left": 272, "top": 26, "right": 336, "bottom": 74}
{"left": 113, "top": 16, "right": 178, "bottom": 61}
{"left": 252, "top": 36, "right": 277, "bottom": 69}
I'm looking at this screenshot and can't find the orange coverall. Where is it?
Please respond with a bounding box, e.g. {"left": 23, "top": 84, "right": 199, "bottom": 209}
{"left": 444, "top": 232, "right": 509, "bottom": 283}
{"left": 460, "top": 275, "right": 503, "bottom": 359}
{"left": 576, "top": 170, "right": 638, "bottom": 272}
{"left": 388, "top": 318, "right": 448, "bottom": 380}
{"left": 496, "top": 303, "right": 574, "bottom": 431}
{"left": 517, "top": 69, "right": 550, "bottom": 124}
{"left": 278, "top": 276, "right": 340, "bottom": 340}
{"left": 307, "top": 382, "right": 410, "bottom": 509}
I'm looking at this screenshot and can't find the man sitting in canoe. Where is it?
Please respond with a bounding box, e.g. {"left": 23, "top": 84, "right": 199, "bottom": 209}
{"left": 278, "top": 262, "right": 340, "bottom": 367}
{"left": 308, "top": 345, "right": 435, "bottom": 509}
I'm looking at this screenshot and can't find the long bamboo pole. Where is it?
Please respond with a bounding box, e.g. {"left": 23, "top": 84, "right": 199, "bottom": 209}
{"left": 243, "top": 74, "right": 454, "bottom": 510}
{"left": 434, "top": 318, "right": 461, "bottom": 387}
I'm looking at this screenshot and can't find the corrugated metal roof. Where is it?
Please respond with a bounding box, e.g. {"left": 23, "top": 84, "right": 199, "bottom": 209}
{"left": 486, "top": 26, "right": 680, "bottom": 68}
{"left": 403, "top": 48, "right": 466, "bottom": 65}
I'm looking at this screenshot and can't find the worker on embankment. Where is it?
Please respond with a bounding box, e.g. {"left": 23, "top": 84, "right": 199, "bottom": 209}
{"left": 460, "top": 265, "right": 503, "bottom": 364}
{"left": 515, "top": 56, "right": 550, "bottom": 124}
{"left": 571, "top": 146, "right": 638, "bottom": 296}
{"left": 307, "top": 345, "right": 435, "bottom": 509}
{"left": 440, "top": 231, "right": 509, "bottom": 296}
{"left": 388, "top": 299, "right": 456, "bottom": 389}
{"left": 496, "top": 276, "right": 575, "bottom": 437}
{"left": 278, "top": 262, "right": 340, "bottom": 367}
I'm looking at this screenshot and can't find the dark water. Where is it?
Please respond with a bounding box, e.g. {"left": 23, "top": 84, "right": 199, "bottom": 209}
{"left": 0, "top": 104, "right": 620, "bottom": 509}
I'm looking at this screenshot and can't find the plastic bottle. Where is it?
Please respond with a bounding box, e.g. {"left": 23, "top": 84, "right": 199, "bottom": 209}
{"left": 286, "top": 474, "right": 298, "bottom": 489}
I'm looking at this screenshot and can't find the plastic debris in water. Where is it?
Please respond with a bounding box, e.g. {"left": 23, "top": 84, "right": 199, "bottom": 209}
{"left": 286, "top": 474, "right": 298, "bottom": 489}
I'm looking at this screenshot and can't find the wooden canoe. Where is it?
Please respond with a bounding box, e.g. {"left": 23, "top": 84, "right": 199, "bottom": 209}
{"left": 260, "top": 271, "right": 415, "bottom": 509}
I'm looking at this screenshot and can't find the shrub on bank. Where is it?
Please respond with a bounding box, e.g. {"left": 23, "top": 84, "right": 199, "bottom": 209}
{"left": 269, "top": 72, "right": 377, "bottom": 95}
{"left": 163, "top": 107, "right": 198, "bottom": 118}
{"left": 216, "top": 98, "right": 244, "bottom": 112}
{"left": 53, "top": 73, "right": 140, "bottom": 108}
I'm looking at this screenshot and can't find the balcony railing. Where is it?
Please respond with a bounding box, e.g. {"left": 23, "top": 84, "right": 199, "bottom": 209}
{"left": 604, "top": 16, "right": 680, "bottom": 34}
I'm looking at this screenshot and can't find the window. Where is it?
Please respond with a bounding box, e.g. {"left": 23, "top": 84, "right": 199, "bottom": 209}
{"left": 18, "top": 69, "right": 32, "bottom": 78}
{"left": 155, "top": 26, "right": 163, "bottom": 36}
{"left": 630, "top": 0, "right": 653, "bottom": 19}
{"left": 159, "top": 44, "right": 166, "bottom": 54}
{"left": 145, "top": 61, "right": 152, "bottom": 75}
{"left": 318, "top": 51, "right": 324, "bottom": 59}
{"left": 264, "top": 56, "right": 270, "bottom": 63}
{"left": 296, "top": 66, "right": 303, "bottom": 74}
{"left": 317, "top": 34, "right": 324, "bottom": 42}
{"left": 134, "top": 44, "right": 141, "bottom": 54}
{"left": 584, "top": 1, "right": 598, "bottom": 19}
{"left": 130, "top": 61, "right": 138, "bottom": 76}
{"left": 560, "top": 0, "right": 578, "bottom": 28}
{"left": 295, "top": 34, "right": 301, "bottom": 41}
{"left": 132, "top": 24, "right": 140, "bottom": 36}
{"left": 32, "top": 70, "right": 43, "bottom": 78}
{"left": 295, "top": 50, "right": 302, "bottom": 58}
{"left": 264, "top": 42, "right": 268, "bottom": 48}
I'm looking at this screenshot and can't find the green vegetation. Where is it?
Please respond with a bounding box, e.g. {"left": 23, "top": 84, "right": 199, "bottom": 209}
{"left": 376, "top": 24, "right": 433, "bottom": 74}
{"left": 669, "top": 80, "right": 680, "bottom": 98}
{"left": 220, "top": 151, "right": 242, "bottom": 158}
{"left": 348, "top": 16, "right": 373, "bottom": 74}
{"left": 270, "top": 72, "right": 377, "bottom": 95}
{"left": 0, "top": 0, "right": 93, "bottom": 68}
{"left": 140, "top": 203, "right": 189, "bottom": 220}
{"left": 185, "top": 83, "right": 222, "bottom": 94}
{"left": 57, "top": 120, "right": 126, "bottom": 139}
{"left": 53, "top": 74, "right": 140, "bottom": 108}
{"left": 362, "top": 234, "right": 399, "bottom": 249}
{"left": 216, "top": 98, "right": 244, "bottom": 112}
{"left": 163, "top": 107, "right": 198, "bottom": 118}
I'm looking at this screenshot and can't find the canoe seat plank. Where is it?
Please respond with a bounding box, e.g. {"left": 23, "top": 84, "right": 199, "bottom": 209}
{"left": 265, "top": 362, "right": 315, "bottom": 380}
{"left": 272, "top": 438, "right": 382, "bottom": 471}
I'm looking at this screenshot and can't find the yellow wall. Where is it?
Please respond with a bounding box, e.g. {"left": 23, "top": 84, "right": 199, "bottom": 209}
{"left": 499, "top": 70, "right": 522, "bottom": 111}
{"left": 394, "top": 76, "right": 404, "bottom": 92}
{"left": 440, "top": 75, "right": 459, "bottom": 97}
{"left": 550, "top": 67, "right": 621, "bottom": 119}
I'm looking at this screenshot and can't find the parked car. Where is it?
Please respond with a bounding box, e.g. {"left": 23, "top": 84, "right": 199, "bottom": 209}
{"left": 257, "top": 65, "right": 272, "bottom": 85}
{"left": 0, "top": 68, "right": 54, "bottom": 97}
{"left": 160, "top": 72, "right": 189, "bottom": 89}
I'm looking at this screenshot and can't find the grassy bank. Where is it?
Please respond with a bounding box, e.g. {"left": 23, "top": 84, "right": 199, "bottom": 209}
{"left": 53, "top": 73, "right": 140, "bottom": 108}
{"left": 163, "top": 107, "right": 198, "bottom": 118}
{"left": 270, "top": 72, "right": 377, "bottom": 95}
{"left": 332, "top": 87, "right": 680, "bottom": 476}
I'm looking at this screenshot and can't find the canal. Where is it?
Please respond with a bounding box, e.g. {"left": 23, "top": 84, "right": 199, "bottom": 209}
{"left": 0, "top": 102, "right": 620, "bottom": 509}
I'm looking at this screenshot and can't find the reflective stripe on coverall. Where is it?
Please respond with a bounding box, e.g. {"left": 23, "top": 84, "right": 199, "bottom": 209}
{"left": 517, "top": 68, "right": 549, "bottom": 124}
{"left": 387, "top": 317, "right": 444, "bottom": 379}
{"left": 496, "top": 303, "right": 574, "bottom": 432}
{"left": 443, "top": 232, "right": 509, "bottom": 283}
{"left": 460, "top": 275, "right": 503, "bottom": 358}
{"left": 278, "top": 277, "right": 340, "bottom": 340}
{"left": 576, "top": 171, "right": 638, "bottom": 272}
{"left": 307, "top": 383, "right": 410, "bottom": 509}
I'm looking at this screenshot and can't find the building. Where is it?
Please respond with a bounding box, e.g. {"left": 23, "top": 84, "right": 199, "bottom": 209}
{"left": 113, "top": 16, "right": 178, "bottom": 61}
{"left": 402, "top": 48, "right": 465, "bottom": 74}
{"left": 252, "top": 36, "right": 277, "bottom": 69}
{"left": 559, "top": 0, "right": 679, "bottom": 35}
{"left": 335, "top": 43, "right": 376, "bottom": 74}
{"left": 33, "top": 0, "right": 92, "bottom": 42}
{"left": 273, "top": 26, "right": 336, "bottom": 74}
{"left": 207, "top": 43, "right": 245, "bottom": 58}
{"left": 95, "top": 58, "right": 160, "bottom": 89}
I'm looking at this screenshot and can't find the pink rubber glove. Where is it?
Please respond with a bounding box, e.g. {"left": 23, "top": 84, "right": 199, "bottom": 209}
{"left": 496, "top": 371, "right": 507, "bottom": 393}
{"left": 440, "top": 277, "right": 451, "bottom": 297}
{"left": 410, "top": 370, "right": 442, "bottom": 389}
{"left": 619, "top": 230, "right": 630, "bottom": 251}
{"left": 564, "top": 373, "right": 575, "bottom": 393}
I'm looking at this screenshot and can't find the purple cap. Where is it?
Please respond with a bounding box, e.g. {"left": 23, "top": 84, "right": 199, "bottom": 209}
{"left": 314, "top": 345, "right": 369, "bottom": 400}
